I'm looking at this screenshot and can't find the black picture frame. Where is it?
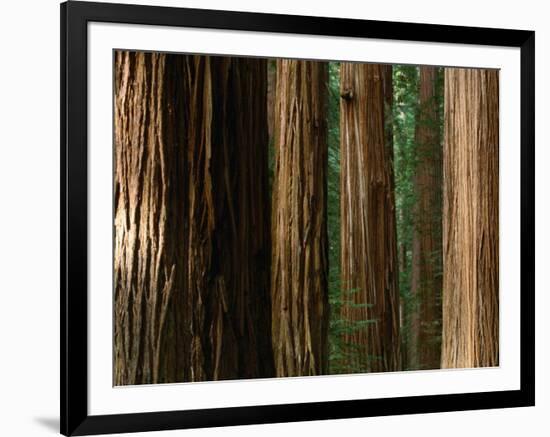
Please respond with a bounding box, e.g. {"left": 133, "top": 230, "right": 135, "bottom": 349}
{"left": 61, "top": 1, "right": 535, "bottom": 435}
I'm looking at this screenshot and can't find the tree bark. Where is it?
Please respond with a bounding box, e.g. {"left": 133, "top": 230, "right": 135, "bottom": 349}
{"left": 340, "top": 63, "right": 401, "bottom": 373}
{"left": 267, "top": 60, "right": 277, "bottom": 141}
{"left": 410, "top": 66, "right": 443, "bottom": 370}
{"left": 441, "top": 68, "right": 499, "bottom": 369}
{"left": 114, "top": 52, "right": 274, "bottom": 384}
{"left": 114, "top": 52, "right": 186, "bottom": 385}
{"left": 183, "top": 56, "right": 274, "bottom": 381}
{"left": 271, "top": 59, "right": 329, "bottom": 377}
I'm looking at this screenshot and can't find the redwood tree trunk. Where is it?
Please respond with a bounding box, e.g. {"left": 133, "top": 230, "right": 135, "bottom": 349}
{"left": 114, "top": 52, "right": 186, "bottom": 385}
{"left": 410, "top": 66, "right": 443, "bottom": 370}
{"left": 184, "top": 56, "right": 274, "bottom": 381}
{"left": 114, "top": 52, "right": 274, "bottom": 384}
{"left": 340, "top": 63, "right": 401, "bottom": 373}
{"left": 441, "top": 68, "right": 499, "bottom": 369}
{"left": 271, "top": 59, "right": 329, "bottom": 377}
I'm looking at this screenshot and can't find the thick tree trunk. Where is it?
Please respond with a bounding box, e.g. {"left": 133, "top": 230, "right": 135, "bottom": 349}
{"left": 340, "top": 63, "right": 401, "bottom": 373}
{"left": 410, "top": 66, "right": 443, "bottom": 370}
{"left": 271, "top": 59, "right": 329, "bottom": 377}
{"left": 184, "top": 56, "right": 274, "bottom": 381}
{"left": 114, "top": 52, "right": 186, "bottom": 385}
{"left": 441, "top": 68, "right": 499, "bottom": 369}
{"left": 114, "top": 52, "right": 274, "bottom": 384}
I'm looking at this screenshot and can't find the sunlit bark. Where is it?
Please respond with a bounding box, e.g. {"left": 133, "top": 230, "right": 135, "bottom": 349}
{"left": 441, "top": 68, "right": 499, "bottom": 368}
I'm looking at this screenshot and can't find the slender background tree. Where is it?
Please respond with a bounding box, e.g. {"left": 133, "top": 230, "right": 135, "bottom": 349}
{"left": 392, "top": 65, "right": 419, "bottom": 370}
{"left": 410, "top": 66, "right": 443, "bottom": 370}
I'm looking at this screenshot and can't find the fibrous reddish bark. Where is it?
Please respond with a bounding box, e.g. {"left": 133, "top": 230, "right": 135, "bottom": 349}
{"left": 339, "top": 63, "right": 401, "bottom": 373}
{"left": 271, "top": 59, "right": 329, "bottom": 377}
{"left": 183, "top": 56, "right": 274, "bottom": 381}
{"left": 114, "top": 52, "right": 274, "bottom": 384}
{"left": 114, "top": 52, "right": 186, "bottom": 385}
{"left": 441, "top": 68, "right": 499, "bottom": 369}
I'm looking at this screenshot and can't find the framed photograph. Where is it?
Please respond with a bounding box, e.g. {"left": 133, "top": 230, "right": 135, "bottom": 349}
{"left": 61, "top": 1, "right": 535, "bottom": 435}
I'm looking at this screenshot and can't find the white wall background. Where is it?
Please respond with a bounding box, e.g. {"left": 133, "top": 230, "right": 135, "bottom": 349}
{"left": 0, "top": 0, "right": 547, "bottom": 436}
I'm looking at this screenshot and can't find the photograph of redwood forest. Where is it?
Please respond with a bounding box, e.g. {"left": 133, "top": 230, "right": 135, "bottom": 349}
{"left": 113, "top": 50, "right": 499, "bottom": 386}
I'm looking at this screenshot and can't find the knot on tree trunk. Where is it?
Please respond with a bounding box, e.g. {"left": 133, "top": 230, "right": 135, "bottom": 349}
{"left": 340, "top": 88, "right": 354, "bottom": 101}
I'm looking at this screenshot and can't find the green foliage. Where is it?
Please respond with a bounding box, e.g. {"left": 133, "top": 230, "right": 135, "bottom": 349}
{"left": 393, "top": 65, "right": 420, "bottom": 369}
{"left": 392, "top": 65, "right": 445, "bottom": 370}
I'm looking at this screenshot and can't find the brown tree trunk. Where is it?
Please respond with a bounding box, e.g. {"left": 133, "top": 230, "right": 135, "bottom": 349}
{"left": 184, "top": 56, "right": 274, "bottom": 381}
{"left": 381, "top": 64, "right": 394, "bottom": 151}
{"left": 114, "top": 51, "right": 186, "bottom": 385}
{"left": 267, "top": 60, "right": 277, "bottom": 141}
{"left": 381, "top": 64, "right": 406, "bottom": 370}
{"left": 114, "top": 52, "right": 274, "bottom": 385}
{"left": 340, "top": 63, "right": 401, "bottom": 373}
{"left": 410, "top": 66, "right": 443, "bottom": 370}
{"left": 271, "top": 59, "right": 329, "bottom": 377}
{"left": 441, "top": 68, "right": 499, "bottom": 369}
